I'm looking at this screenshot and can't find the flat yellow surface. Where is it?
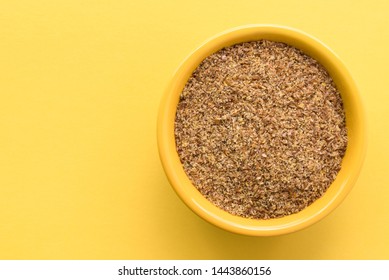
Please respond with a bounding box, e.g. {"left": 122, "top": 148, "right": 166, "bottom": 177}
{"left": 0, "top": 0, "right": 388, "bottom": 259}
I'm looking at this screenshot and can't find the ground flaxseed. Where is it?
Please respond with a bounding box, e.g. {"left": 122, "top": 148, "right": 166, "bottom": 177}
{"left": 174, "top": 40, "right": 348, "bottom": 219}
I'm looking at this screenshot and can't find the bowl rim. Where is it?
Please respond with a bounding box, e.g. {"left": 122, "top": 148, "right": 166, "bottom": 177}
{"left": 157, "top": 24, "right": 367, "bottom": 236}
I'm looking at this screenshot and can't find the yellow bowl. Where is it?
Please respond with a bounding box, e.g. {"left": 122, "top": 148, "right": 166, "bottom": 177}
{"left": 157, "top": 25, "right": 366, "bottom": 236}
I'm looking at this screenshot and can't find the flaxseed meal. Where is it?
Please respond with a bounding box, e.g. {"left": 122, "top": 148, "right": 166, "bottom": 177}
{"left": 174, "top": 40, "right": 347, "bottom": 219}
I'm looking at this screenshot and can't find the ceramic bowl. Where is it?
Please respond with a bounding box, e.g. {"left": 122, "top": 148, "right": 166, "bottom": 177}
{"left": 157, "top": 25, "right": 366, "bottom": 236}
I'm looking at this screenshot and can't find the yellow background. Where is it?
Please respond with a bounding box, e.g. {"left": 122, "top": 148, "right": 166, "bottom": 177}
{"left": 0, "top": 0, "right": 388, "bottom": 259}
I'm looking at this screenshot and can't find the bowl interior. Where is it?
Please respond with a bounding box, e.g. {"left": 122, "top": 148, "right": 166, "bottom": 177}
{"left": 157, "top": 25, "right": 366, "bottom": 236}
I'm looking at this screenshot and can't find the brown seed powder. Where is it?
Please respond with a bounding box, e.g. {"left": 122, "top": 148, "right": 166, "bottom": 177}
{"left": 174, "top": 40, "right": 348, "bottom": 219}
